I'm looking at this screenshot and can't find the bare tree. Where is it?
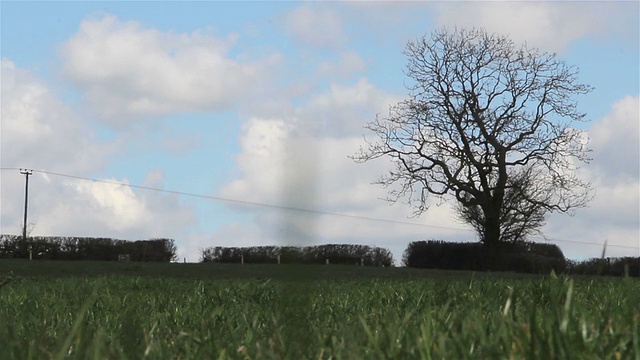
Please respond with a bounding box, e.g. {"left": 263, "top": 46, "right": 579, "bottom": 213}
{"left": 353, "top": 28, "right": 593, "bottom": 261}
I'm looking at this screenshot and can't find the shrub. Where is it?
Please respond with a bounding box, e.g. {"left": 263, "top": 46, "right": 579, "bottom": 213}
{"left": 200, "top": 244, "right": 394, "bottom": 266}
{"left": 402, "top": 240, "right": 485, "bottom": 270}
{"left": 403, "top": 240, "right": 566, "bottom": 274}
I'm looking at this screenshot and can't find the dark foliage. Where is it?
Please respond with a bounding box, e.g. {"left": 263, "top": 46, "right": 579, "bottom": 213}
{"left": 0, "top": 235, "right": 177, "bottom": 262}
{"left": 402, "top": 239, "right": 566, "bottom": 274}
{"left": 402, "top": 239, "right": 638, "bottom": 277}
{"left": 200, "top": 244, "right": 394, "bottom": 266}
{"left": 496, "top": 253, "right": 567, "bottom": 274}
{"left": 402, "top": 240, "right": 486, "bottom": 270}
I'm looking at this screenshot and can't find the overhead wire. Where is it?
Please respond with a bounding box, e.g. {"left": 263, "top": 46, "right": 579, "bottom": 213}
{"left": 1, "top": 167, "right": 638, "bottom": 251}
{"left": 1, "top": 167, "right": 474, "bottom": 232}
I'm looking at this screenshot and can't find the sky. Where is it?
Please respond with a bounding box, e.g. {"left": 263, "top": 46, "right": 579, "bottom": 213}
{"left": 1, "top": 1, "right": 638, "bottom": 264}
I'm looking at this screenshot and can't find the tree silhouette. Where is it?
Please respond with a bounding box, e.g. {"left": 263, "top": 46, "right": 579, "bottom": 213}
{"left": 354, "top": 28, "right": 593, "bottom": 263}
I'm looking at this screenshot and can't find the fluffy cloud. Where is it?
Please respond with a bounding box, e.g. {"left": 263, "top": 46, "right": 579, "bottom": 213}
{"left": 219, "top": 79, "right": 406, "bottom": 208}
{"left": 60, "top": 14, "right": 279, "bottom": 125}
{"left": 431, "top": 1, "right": 636, "bottom": 54}
{"left": 74, "top": 179, "right": 150, "bottom": 231}
{"left": 1, "top": 60, "right": 195, "bottom": 251}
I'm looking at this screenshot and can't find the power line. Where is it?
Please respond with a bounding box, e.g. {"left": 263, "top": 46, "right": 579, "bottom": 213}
{"left": 4, "top": 168, "right": 473, "bottom": 232}
{"left": 2, "top": 167, "right": 638, "bottom": 251}
{"left": 529, "top": 236, "right": 639, "bottom": 250}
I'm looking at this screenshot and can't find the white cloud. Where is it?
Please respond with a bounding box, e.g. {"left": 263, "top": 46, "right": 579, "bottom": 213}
{"left": 316, "top": 51, "right": 368, "bottom": 79}
{"left": 541, "top": 95, "right": 640, "bottom": 259}
{"left": 1, "top": 59, "right": 113, "bottom": 174}
{"left": 60, "top": 14, "right": 278, "bottom": 126}
{"left": 0, "top": 60, "right": 196, "bottom": 254}
{"left": 219, "top": 79, "right": 405, "bottom": 207}
{"left": 4, "top": 173, "right": 196, "bottom": 244}
{"left": 431, "top": 1, "right": 636, "bottom": 54}
{"left": 55, "top": 179, "right": 151, "bottom": 233}
{"left": 219, "top": 118, "right": 288, "bottom": 204}
{"left": 588, "top": 95, "right": 639, "bottom": 183}
{"left": 283, "top": 4, "right": 346, "bottom": 49}
{"left": 295, "top": 78, "right": 404, "bottom": 138}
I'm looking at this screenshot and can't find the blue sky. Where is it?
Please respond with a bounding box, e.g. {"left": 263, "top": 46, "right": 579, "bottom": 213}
{"left": 1, "top": 1, "right": 638, "bottom": 263}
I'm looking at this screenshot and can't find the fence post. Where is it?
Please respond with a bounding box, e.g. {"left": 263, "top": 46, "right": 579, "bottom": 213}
{"left": 326, "top": 258, "right": 329, "bottom": 265}
{"left": 277, "top": 254, "right": 281, "bottom": 265}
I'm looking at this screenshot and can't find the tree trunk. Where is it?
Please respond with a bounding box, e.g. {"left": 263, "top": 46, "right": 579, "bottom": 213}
{"left": 483, "top": 206, "right": 502, "bottom": 270}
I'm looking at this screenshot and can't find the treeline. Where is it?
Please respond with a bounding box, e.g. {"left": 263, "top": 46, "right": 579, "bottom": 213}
{"left": 201, "top": 244, "right": 394, "bottom": 266}
{"left": 2, "top": 234, "right": 636, "bottom": 276}
{"left": 403, "top": 240, "right": 639, "bottom": 277}
{"left": 567, "top": 257, "right": 640, "bottom": 277}
{"left": 0, "top": 235, "right": 177, "bottom": 262}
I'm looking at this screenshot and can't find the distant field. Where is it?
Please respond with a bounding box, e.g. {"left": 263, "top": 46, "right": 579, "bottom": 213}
{"left": 0, "top": 260, "right": 638, "bottom": 359}
{"left": 0, "top": 259, "right": 543, "bottom": 280}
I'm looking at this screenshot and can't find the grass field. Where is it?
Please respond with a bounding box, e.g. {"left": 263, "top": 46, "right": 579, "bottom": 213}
{"left": 1, "top": 260, "right": 638, "bottom": 359}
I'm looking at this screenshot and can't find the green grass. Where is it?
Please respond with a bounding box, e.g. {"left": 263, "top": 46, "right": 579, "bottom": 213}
{"left": 0, "top": 260, "right": 638, "bottom": 359}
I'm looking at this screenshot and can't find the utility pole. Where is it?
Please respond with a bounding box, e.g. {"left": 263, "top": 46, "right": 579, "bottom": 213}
{"left": 20, "top": 169, "right": 33, "bottom": 243}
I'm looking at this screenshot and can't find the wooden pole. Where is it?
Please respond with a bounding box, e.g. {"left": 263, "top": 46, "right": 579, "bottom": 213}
{"left": 20, "top": 169, "right": 33, "bottom": 260}
{"left": 20, "top": 169, "right": 32, "bottom": 243}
